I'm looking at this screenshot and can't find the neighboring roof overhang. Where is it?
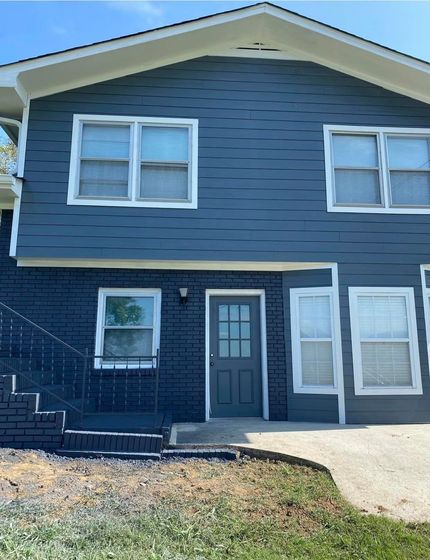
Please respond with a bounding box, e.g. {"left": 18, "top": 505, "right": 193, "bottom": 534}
{"left": 1, "top": 2, "right": 430, "bottom": 120}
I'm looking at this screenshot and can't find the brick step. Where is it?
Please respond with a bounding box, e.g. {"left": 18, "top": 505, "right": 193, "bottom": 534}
{"left": 62, "top": 429, "right": 163, "bottom": 454}
{"left": 55, "top": 449, "right": 161, "bottom": 461}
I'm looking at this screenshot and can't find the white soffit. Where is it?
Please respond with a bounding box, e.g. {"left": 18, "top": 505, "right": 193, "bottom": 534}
{"left": 1, "top": 3, "right": 430, "bottom": 119}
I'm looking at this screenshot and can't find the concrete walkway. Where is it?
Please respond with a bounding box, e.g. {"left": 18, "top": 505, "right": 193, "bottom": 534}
{"left": 173, "top": 419, "right": 430, "bottom": 522}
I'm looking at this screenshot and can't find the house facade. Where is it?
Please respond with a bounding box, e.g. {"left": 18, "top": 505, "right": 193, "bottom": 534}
{"left": 1, "top": 3, "right": 430, "bottom": 434}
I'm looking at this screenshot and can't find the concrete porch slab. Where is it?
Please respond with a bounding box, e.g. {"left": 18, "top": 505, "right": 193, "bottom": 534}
{"left": 172, "top": 418, "right": 430, "bottom": 522}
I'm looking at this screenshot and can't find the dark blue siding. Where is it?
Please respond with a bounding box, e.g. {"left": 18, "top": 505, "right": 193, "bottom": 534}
{"left": 1, "top": 211, "right": 287, "bottom": 422}
{"left": 10, "top": 56, "right": 430, "bottom": 424}
{"left": 17, "top": 56, "right": 430, "bottom": 264}
{"left": 282, "top": 269, "right": 338, "bottom": 423}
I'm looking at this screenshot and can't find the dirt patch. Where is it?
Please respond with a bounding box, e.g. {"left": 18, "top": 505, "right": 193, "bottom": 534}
{"left": 0, "top": 448, "right": 340, "bottom": 534}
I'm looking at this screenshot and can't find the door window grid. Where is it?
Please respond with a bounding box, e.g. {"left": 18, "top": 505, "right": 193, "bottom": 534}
{"left": 218, "top": 304, "right": 251, "bottom": 358}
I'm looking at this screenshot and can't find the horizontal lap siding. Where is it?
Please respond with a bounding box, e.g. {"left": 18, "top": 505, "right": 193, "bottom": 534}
{"left": 339, "top": 263, "right": 430, "bottom": 424}
{"left": 282, "top": 269, "right": 339, "bottom": 423}
{"left": 17, "top": 56, "right": 430, "bottom": 262}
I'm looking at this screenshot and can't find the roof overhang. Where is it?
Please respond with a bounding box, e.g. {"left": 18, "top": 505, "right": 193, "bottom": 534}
{"left": 1, "top": 2, "right": 430, "bottom": 120}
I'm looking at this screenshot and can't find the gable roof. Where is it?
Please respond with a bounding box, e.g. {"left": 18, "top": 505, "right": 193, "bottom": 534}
{"left": 1, "top": 2, "right": 430, "bottom": 119}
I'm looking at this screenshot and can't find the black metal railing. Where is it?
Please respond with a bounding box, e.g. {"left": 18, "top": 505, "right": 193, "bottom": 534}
{"left": 0, "top": 302, "right": 160, "bottom": 421}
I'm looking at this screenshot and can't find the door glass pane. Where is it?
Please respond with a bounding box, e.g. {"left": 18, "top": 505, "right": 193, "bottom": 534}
{"left": 219, "top": 340, "right": 229, "bottom": 358}
{"left": 334, "top": 169, "right": 381, "bottom": 204}
{"left": 219, "top": 305, "right": 228, "bottom": 321}
{"left": 140, "top": 164, "right": 188, "bottom": 200}
{"left": 103, "top": 329, "right": 153, "bottom": 357}
{"left": 390, "top": 171, "right": 430, "bottom": 206}
{"left": 105, "top": 297, "right": 154, "bottom": 327}
{"left": 141, "top": 126, "right": 188, "bottom": 161}
{"left": 229, "top": 305, "right": 239, "bottom": 321}
{"left": 387, "top": 136, "right": 430, "bottom": 169}
{"left": 79, "top": 160, "right": 129, "bottom": 197}
{"left": 240, "top": 305, "right": 250, "bottom": 321}
{"left": 333, "top": 134, "right": 378, "bottom": 167}
{"left": 230, "top": 340, "right": 240, "bottom": 358}
{"left": 241, "top": 340, "right": 251, "bottom": 358}
{"left": 81, "top": 124, "right": 130, "bottom": 159}
{"left": 219, "top": 322, "right": 229, "bottom": 339}
{"left": 230, "top": 322, "right": 240, "bottom": 339}
{"left": 216, "top": 303, "right": 252, "bottom": 358}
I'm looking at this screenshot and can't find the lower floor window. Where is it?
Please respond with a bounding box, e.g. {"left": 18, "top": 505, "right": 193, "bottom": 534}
{"left": 290, "top": 287, "right": 338, "bottom": 394}
{"left": 348, "top": 287, "right": 422, "bottom": 395}
{"left": 95, "top": 288, "right": 161, "bottom": 367}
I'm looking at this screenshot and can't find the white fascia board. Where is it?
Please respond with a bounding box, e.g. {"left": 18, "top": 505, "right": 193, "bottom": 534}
{"left": 1, "top": 4, "right": 430, "bottom": 107}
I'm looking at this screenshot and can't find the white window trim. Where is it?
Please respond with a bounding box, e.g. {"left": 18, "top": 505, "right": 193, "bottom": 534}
{"left": 290, "top": 286, "right": 339, "bottom": 395}
{"left": 324, "top": 124, "right": 430, "bottom": 214}
{"left": 348, "top": 286, "right": 422, "bottom": 396}
{"left": 95, "top": 288, "right": 162, "bottom": 369}
{"left": 67, "top": 114, "right": 198, "bottom": 209}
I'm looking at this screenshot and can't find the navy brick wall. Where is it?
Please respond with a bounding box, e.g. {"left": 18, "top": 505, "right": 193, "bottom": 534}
{"left": 0, "top": 211, "right": 287, "bottom": 422}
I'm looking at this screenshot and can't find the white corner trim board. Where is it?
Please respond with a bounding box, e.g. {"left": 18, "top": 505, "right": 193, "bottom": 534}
{"left": 348, "top": 286, "right": 423, "bottom": 396}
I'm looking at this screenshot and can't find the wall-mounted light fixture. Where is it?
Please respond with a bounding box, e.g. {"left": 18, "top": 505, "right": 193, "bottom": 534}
{"left": 179, "top": 287, "right": 189, "bottom": 304}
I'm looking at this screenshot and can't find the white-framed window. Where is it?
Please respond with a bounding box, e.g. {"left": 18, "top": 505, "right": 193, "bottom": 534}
{"left": 348, "top": 287, "right": 422, "bottom": 395}
{"left": 68, "top": 114, "right": 198, "bottom": 209}
{"left": 324, "top": 125, "right": 430, "bottom": 214}
{"left": 95, "top": 288, "right": 161, "bottom": 368}
{"left": 290, "top": 287, "right": 339, "bottom": 394}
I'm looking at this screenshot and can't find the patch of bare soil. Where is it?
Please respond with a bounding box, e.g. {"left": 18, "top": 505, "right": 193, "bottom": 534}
{"left": 0, "top": 448, "right": 338, "bottom": 533}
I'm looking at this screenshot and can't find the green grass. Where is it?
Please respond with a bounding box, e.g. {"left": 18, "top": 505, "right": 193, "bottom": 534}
{"left": 0, "top": 460, "right": 429, "bottom": 560}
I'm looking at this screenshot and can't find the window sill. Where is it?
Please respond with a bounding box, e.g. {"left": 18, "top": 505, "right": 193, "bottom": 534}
{"left": 293, "top": 385, "right": 338, "bottom": 395}
{"left": 354, "top": 386, "right": 423, "bottom": 396}
{"left": 328, "top": 204, "right": 430, "bottom": 215}
{"left": 68, "top": 197, "right": 197, "bottom": 209}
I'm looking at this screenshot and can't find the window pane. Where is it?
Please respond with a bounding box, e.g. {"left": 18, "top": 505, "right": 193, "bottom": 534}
{"left": 301, "top": 341, "right": 334, "bottom": 386}
{"left": 387, "top": 136, "right": 430, "bottom": 169}
{"left": 79, "top": 160, "right": 129, "bottom": 197}
{"left": 241, "top": 340, "right": 251, "bottom": 358}
{"left": 229, "top": 305, "right": 239, "bottom": 321}
{"left": 81, "top": 124, "right": 130, "bottom": 159}
{"left": 240, "top": 305, "right": 250, "bottom": 321}
{"left": 230, "top": 322, "right": 240, "bottom": 339}
{"left": 141, "top": 126, "right": 188, "bottom": 161}
{"left": 357, "top": 296, "right": 408, "bottom": 339}
{"left": 299, "top": 295, "right": 331, "bottom": 338}
{"left": 230, "top": 340, "right": 240, "bottom": 358}
{"left": 140, "top": 164, "right": 188, "bottom": 200}
{"left": 333, "top": 134, "right": 378, "bottom": 167}
{"left": 105, "top": 297, "right": 154, "bottom": 327}
{"left": 219, "top": 340, "right": 229, "bottom": 358}
{"left": 241, "top": 322, "right": 250, "bottom": 339}
{"left": 103, "top": 329, "right": 153, "bottom": 357}
{"left": 361, "top": 342, "right": 412, "bottom": 387}
{"left": 390, "top": 171, "right": 430, "bottom": 206}
{"left": 334, "top": 169, "right": 381, "bottom": 204}
{"left": 218, "top": 305, "right": 228, "bottom": 321}
{"left": 219, "top": 322, "right": 229, "bottom": 339}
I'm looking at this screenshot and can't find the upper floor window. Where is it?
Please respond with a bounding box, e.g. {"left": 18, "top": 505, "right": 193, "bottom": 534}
{"left": 68, "top": 115, "right": 198, "bottom": 209}
{"left": 324, "top": 125, "right": 430, "bottom": 214}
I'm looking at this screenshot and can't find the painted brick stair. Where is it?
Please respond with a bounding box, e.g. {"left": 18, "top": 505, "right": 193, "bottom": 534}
{"left": 58, "top": 429, "right": 163, "bottom": 460}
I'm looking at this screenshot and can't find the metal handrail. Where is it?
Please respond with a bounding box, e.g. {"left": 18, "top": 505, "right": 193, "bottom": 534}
{"left": 0, "top": 357, "right": 82, "bottom": 414}
{"left": 0, "top": 302, "right": 86, "bottom": 358}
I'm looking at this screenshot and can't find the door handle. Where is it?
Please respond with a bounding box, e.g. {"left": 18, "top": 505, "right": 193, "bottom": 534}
{"left": 210, "top": 362, "right": 214, "bottom": 366}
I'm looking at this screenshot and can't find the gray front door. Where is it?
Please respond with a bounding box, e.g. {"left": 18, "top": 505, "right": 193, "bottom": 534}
{"left": 209, "top": 296, "right": 262, "bottom": 417}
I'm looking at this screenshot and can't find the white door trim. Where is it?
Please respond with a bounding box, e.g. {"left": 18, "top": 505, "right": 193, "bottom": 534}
{"left": 205, "top": 289, "right": 269, "bottom": 421}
